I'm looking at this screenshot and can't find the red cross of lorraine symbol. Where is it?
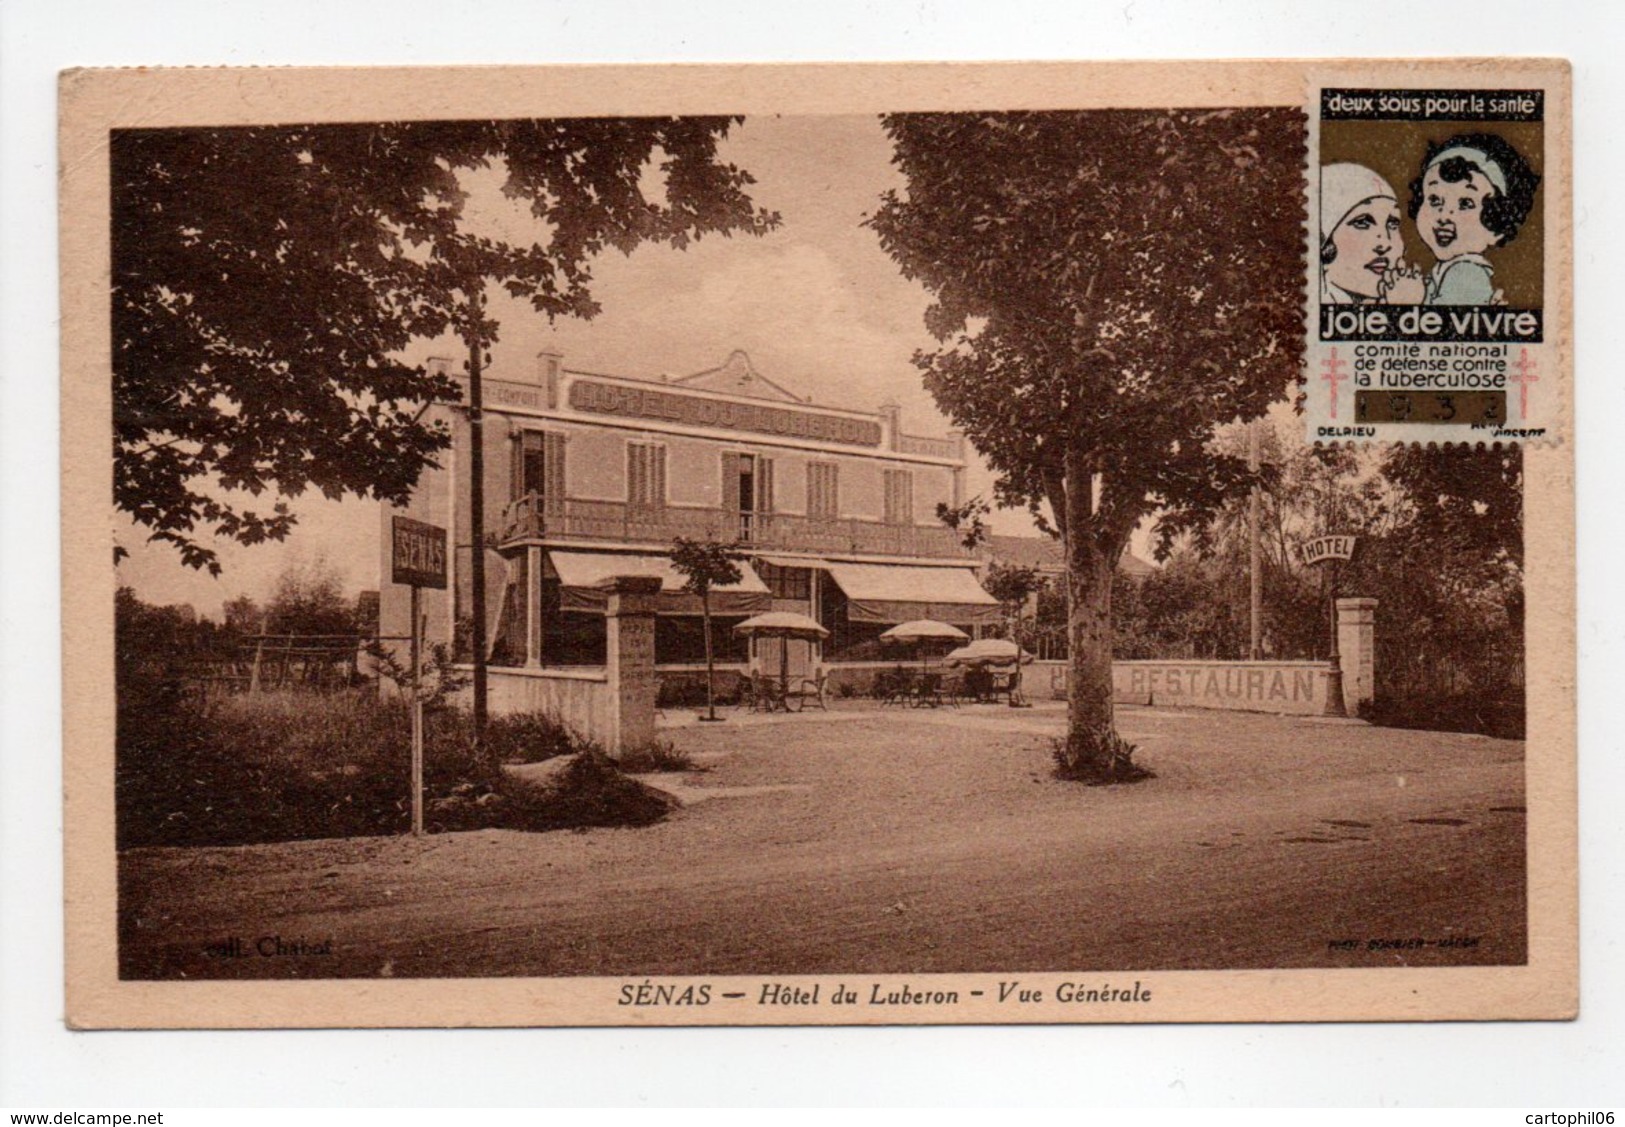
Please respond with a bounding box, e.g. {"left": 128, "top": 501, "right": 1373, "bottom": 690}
{"left": 1509, "top": 347, "right": 1540, "bottom": 420}
{"left": 1320, "top": 348, "right": 1349, "bottom": 420}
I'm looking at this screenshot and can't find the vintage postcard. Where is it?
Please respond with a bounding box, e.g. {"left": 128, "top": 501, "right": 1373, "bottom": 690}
{"left": 60, "top": 59, "right": 1574, "bottom": 1029}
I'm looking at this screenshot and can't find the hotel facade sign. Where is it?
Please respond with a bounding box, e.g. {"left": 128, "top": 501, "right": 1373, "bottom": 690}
{"left": 569, "top": 379, "right": 883, "bottom": 448}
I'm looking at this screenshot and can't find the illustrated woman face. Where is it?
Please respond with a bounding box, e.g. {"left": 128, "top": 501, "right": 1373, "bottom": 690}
{"left": 1325, "top": 195, "right": 1401, "bottom": 301}
{"left": 1417, "top": 166, "right": 1499, "bottom": 260}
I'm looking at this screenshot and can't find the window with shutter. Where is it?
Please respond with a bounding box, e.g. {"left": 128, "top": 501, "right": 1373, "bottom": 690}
{"left": 515, "top": 432, "right": 541, "bottom": 500}
{"left": 808, "top": 462, "right": 839, "bottom": 519}
{"left": 515, "top": 431, "right": 566, "bottom": 508}
{"left": 884, "top": 469, "right": 914, "bottom": 525}
{"left": 756, "top": 457, "right": 775, "bottom": 514}
{"left": 722, "top": 452, "right": 742, "bottom": 512}
{"left": 543, "top": 431, "right": 566, "bottom": 514}
{"left": 628, "top": 443, "right": 645, "bottom": 505}
{"left": 628, "top": 442, "right": 666, "bottom": 507}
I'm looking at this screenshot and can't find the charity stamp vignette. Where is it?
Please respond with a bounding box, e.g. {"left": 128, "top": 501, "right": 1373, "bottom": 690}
{"left": 59, "top": 59, "right": 1575, "bottom": 1030}
{"left": 1306, "top": 63, "right": 1567, "bottom": 446}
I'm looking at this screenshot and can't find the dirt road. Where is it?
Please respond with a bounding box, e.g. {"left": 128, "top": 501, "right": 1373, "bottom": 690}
{"left": 118, "top": 704, "right": 1525, "bottom": 979}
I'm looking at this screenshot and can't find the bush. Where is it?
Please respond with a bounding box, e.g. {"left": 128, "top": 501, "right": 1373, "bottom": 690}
{"left": 1365, "top": 692, "right": 1524, "bottom": 741}
{"left": 498, "top": 751, "right": 678, "bottom": 831}
{"left": 617, "top": 740, "right": 696, "bottom": 773}
{"left": 1050, "top": 729, "right": 1155, "bottom": 785}
{"left": 472, "top": 710, "right": 582, "bottom": 765}
{"left": 118, "top": 692, "right": 416, "bottom": 847}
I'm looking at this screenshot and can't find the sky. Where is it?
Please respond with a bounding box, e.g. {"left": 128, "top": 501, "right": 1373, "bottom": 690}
{"left": 115, "top": 113, "right": 1053, "bottom": 618}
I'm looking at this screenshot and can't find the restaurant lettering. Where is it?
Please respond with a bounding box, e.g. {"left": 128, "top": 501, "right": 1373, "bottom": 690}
{"left": 1117, "top": 664, "right": 1321, "bottom": 706}
{"left": 569, "top": 380, "right": 883, "bottom": 447}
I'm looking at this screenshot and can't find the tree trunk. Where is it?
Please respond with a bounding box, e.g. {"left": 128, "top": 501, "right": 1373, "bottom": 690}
{"left": 1065, "top": 539, "right": 1118, "bottom": 773}
{"left": 1062, "top": 448, "right": 1123, "bottom": 778}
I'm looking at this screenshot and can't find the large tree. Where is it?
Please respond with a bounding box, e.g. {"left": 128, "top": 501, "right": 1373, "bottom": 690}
{"left": 1383, "top": 444, "right": 1523, "bottom": 577}
{"left": 113, "top": 118, "right": 777, "bottom": 573}
{"left": 871, "top": 110, "right": 1305, "bottom": 778}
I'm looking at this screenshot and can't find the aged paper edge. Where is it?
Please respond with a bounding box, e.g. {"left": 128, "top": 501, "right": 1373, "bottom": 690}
{"left": 59, "top": 58, "right": 1576, "bottom": 1029}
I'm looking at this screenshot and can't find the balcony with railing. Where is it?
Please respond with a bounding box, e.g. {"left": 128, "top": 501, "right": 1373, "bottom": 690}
{"left": 895, "top": 432, "right": 959, "bottom": 459}
{"left": 499, "top": 494, "right": 970, "bottom": 560}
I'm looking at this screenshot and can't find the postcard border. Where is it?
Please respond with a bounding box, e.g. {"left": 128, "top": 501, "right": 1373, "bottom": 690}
{"left": 60, "top": 58, "right": 1576, "bottom": 1029}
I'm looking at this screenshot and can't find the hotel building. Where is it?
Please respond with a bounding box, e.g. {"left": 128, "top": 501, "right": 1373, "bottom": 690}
{"left": 378, "top": 348, "right": 1000, "bottom": 696}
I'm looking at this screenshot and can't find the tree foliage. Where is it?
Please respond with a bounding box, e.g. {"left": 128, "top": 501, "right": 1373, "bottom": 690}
{"left": 1129, "top": 418, "right": 1524, "bottom": 736}
{"left": 264, "top": 556, "right": 356, "bottom": 637}
{"left": 114, "top": 118, "right": 777, "bottom": 572}
{"left": 668, "top": 536, "right": 746, "bottom": 597}
{"left": 871, "top": 110, "right": 1306, "bottom": 555}
{"left": 981, "top": 561, "right": 1045, "bottom": 615}
{"left": 221, "top": 594, "right": 263, "bottom": 635}
{"left": 870, "top": 110, "right": 1306, "bottom": 775}
{"left": 1383, "top": 444, "right": 1523, "bottom": 576}
{"left": 935, "top": 495, "right": 992, "bottom": 551}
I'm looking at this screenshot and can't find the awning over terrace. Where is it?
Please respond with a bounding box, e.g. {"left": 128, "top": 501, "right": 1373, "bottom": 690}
{"left": 548, "top": 550, "right": 772, "bottom": 615}
{"left": 754, "top": 554, "right": 820, "bottom": 570}
{"left": 821, "top": 560, "right": 1001, "bottom": 626}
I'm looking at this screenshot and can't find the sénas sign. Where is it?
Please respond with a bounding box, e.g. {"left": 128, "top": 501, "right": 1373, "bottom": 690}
{"left": 391, "top": 516, "right": 447, "bottom": 590}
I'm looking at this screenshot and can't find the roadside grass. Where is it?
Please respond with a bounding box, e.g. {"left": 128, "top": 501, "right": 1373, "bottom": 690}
{"left": 616, "top": 739, "right": 697, "bottom": 773}
{"left": 115, "top": 688, "right": 665, "bottom": 848}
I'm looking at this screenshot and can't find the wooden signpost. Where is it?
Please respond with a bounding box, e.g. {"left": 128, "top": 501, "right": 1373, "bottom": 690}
{"left": 391, "top": 516, "right": 448, "bottom": 836}
{"left": 1302, "top": 534, "right": 1357, "bottom": 718}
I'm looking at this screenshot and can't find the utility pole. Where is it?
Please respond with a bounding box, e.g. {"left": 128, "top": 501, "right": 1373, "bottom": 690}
{"left": 465, "top": 290, "right": 488, "bottom": 749}
{"left": 1248, "top": 418, "right": 1263, "bottom": 661}
{"left": 1322, "top": 556, "right": 1346, "bottom": 718}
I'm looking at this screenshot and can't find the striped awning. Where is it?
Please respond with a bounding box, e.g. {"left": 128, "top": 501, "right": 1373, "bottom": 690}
{"left": 548, "top": 550, "right": 771, "bottom": 615}
{"left": 823, "top": 560, "right": 1001, "bottom": 625}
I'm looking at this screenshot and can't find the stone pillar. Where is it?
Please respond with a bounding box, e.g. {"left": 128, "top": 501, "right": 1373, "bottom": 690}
{"left": 602, "top": 575, "right": 662, "bottom": 757}
{"left": 1336, "top": 597, "right": 1378, "bottom": 713}
{"left": 536, "top": 348, "right": 563, "bottom": 408}
{"left": 947, "top": 429, "right": 967, "bottom": 507}
{"left": 525, "top": 546, "right": 543, "bottom": 668}
{"left": 878, "top": 400, "right": 902, "bottom": 451}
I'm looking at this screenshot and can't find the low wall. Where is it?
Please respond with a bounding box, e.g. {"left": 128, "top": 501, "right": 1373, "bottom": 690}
{"left": 655, "top": 662, "right": 896, "bottom": 703}
{"left": 655, "top": 657, "right": 1348, "bottom": 715}
{"left": 444, "top": 576, "right": 664, "bottom": 757}
{"left": 1035, "top": 659, "right": 1336, "bottom": 716}
{"left": 655, "top": 665, "right": 750, "bottom": 707}
{"left": 456, "top": 665, "right": 617, "bottom": 745}
{"left": 823, "top": 662, "right": 900, "bottom": 699}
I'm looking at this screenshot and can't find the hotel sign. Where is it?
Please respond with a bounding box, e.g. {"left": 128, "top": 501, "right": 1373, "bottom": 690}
{"left": 391, "top": 516, "right": 447, "bottom": 589}
{"left": 1302, "top": 535, "right": 1358, "bottom": 566}
{"left": 569, "top": 379, "right": 883, "bottom": 447}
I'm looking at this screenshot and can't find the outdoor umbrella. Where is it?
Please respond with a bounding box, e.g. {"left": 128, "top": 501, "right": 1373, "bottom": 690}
{"left": 944, "top": 638, "right": 1034, "bottom": 666}
{"left": 733, "top": 612, "right": 830, "bottom": 698}
{"left": 879, "top": 619, "right": 970, "bottom": 669}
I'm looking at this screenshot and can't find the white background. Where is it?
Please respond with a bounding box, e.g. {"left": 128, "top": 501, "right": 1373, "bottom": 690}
{"left": 2, "top": 0, "right": 1621, "bottom": 1109}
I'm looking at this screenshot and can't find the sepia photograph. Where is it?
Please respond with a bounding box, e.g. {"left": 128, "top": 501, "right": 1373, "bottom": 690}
{"left": 58, "top": 60, "right": 1574, "bottom": 1029}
